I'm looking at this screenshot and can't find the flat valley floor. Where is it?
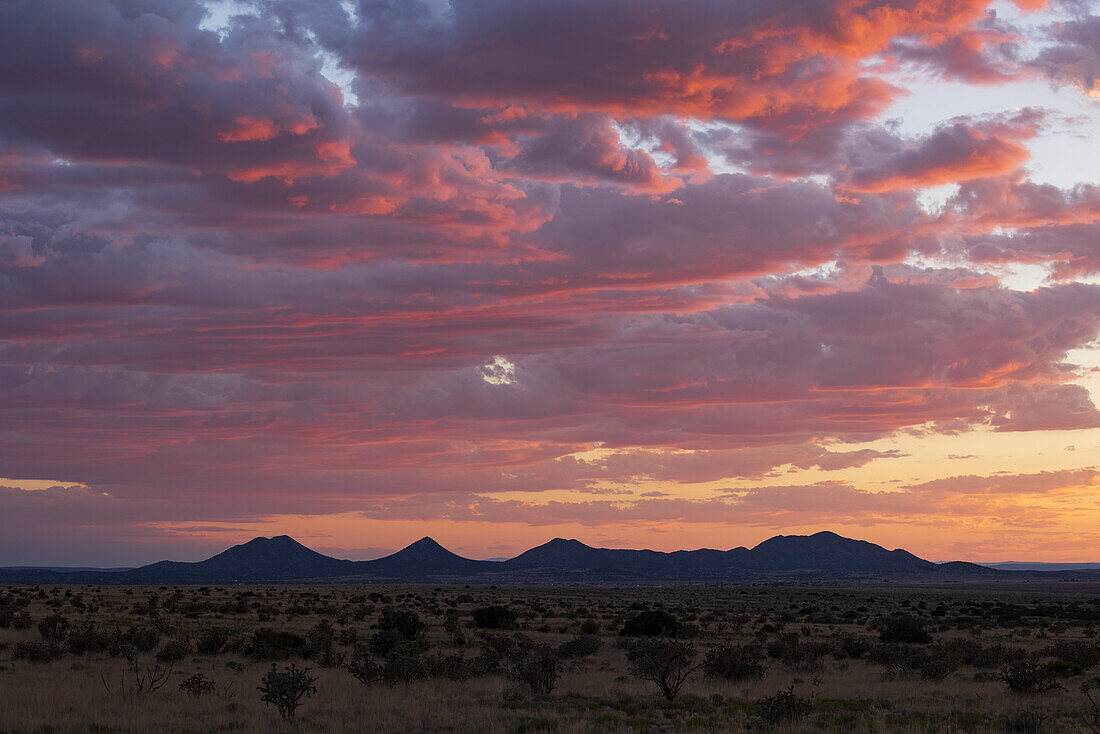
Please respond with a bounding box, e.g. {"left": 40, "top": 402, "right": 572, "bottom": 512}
{"left": 1, "top": 583, "right": 1099, "bottom": 733}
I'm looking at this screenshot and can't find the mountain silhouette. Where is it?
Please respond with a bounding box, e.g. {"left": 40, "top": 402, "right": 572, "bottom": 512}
{"left": 119, "top": 535, "right": 357, "bottom": 583}
{"left": 1, "top": 530, "right": 1090, "bottom": 585}
{"left": 358, "top": 536, "right": 491, "bottom": 578}
{"left": 742, "top": 531, "right": 933, "bottom": 573}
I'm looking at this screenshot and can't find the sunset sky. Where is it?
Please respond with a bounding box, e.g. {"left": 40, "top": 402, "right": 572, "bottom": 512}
{"left": 2, "top": 0, "right": 1100, "bottom": 566}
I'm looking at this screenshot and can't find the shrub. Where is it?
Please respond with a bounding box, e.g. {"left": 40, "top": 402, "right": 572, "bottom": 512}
{"left": 317, "top": 646, "right": 345, "bottom": 668}
{"left": 472, "top": 633, "right": 522, "bottom": 674}
{"left": 835, "top": 635, "right": 871, "bottom": 660}
{"left": 106, "top": 625, "right": 159, "bottom": 657}
{"left": 1045, "top": 640, "right": 1100, "bottom": 670}
{"left": 248, "top": 628, "right": 308, "bottom": 660}
{"left": 378, "top": 629, "right": 433, "bottom": 657}
{"left": 196, "top": 627, "right": 231, "bottom": 655}
{"left": 443, "top": 610, "right": 465, "bottom": 646}
{"left": 346, "top": 651, "right": 382, "bottom": 684}
{"left": 1000, "top": 658, "right": 1066, "bottom": 694}
{"left": 307, "top": 619, "right": 337, "bottom": 660}
{"left": 507, "top": 642, "right": 561, "bottom": 695}
{"left": 1042, "top": 660, "right": 1084, "bottom": 679}
{"left": 1082, "top": 677, "right": 1100, "bottom": 733}
{"left": 879, "top": 616, "right": 932, "bottom": 644}
{"left": 626, "top": 638, "right": 697, "bottom": 700}
{"left": 620, "top": 610, "right": 680, "bottom": 637}
{"left": 918, "top": 654, "right": 958, "bottom": 681}
{"left": 156, "top": 638, "right": 191, "bottom": 664}
{"left": 867, "top": 642, "right": 928, "bottom": 679}
{"left": 38, "top": 613, "right": 71, "bottom": 644}
{"left": 259, "top": 663, "right": 317, "bottom": 722}
{"left": 381, "top": 650, "right": 428, "bottom": 684}
{"left": 938, "top": 637, "right": 1023, "bottom": 668}
{"left": 766, "top": 631, "right": 806, "bottom": 664}
{"left": 580, "top": 619, "right": 600, "bottom": 635}
{"left": 425, "top": 652, "right": 470, "bottom": 681}
{"left": 756, "top": 686, "right": 814, "bottom": 724}
{"left": 67, "top": 622, "right": 107, "bottom": 655}
{"left": 473, "top": 605, "right": 518, "bottom": 630}
{"left": 702, "top": 643, "right": 768, "bottom": 681}
{"left": 378, "top": 608, "right": 427, "bottom": 640}
{"left": 178, "top": 673, "right": 217, "bottom": 697}
{"left": 13, "top": 640, "right": 61, "bottom": 663}
{"left": 557, "top": 635, "right": 602, "bottom": 659}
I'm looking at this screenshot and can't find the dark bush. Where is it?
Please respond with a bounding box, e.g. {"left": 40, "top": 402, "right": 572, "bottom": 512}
{"left": 557, "top": 635, "right": 602, "bottom": 659}
{"left": 247, "top": 628, "right": 308, "bottom": 660}
{"left": 835, "top": 635, "right": 871, "bottom": 660}
{"left": 626, "top": 638, "right": 697, "bottom": 700}
{"left": 1045, "top": 639, "right": 1100, "bottom": 670}
{"left": 620, "top": 610, "right": 681, "bottom": 637}
{"left": 346, "top": 651, "right": 381, "bottom": 684}
{"left": 1042, "top": 660, "right": 1084, "bottom": 678}
{"left": 156, "top": 637, "right": 191, "bottom": 664}
{"left": 178, "top": 673, "right": 217, "bottom": 697}
{"left": 580, "top": 619, "right": 600, "bottom": 635}
{"left": 938, "top": 638, "right": 1025, "bottom": 669}
{"left": 867, "top": 643, "right": 927, "bottom": 676}
{"left": 918, "top": 653, "right": 958, "bottom": 681}
{"left": 1000, "top": 658, "right": 1066, "bottom": 694}
{"left": 471, "top": 633, "right": 522, "bottom": 674}
{"left": 38, "top": 613, "right": 71, "bottom": 644}
{"left": 368, "top": 628, "right": 417, "bottom": 658}
{"left": 258, "top": 663, "right": 317, "bottom": 722}
{"left": 703, "top": 643, "right": 768, "bottom": 681}
{"left": 756, "top": 686, "right": 814, "bottom": 724}
{"left": 381, "top": 649, "right": 428, "bottom": 684}
{"left": 67, "top": 622, "right": 107, "bottom": 655}
{"left": 12, "top": 611, "right": 33, "bottom": 629}
{"left": 196, "top": 627, "right": 231, "bottom": 655}
{"left": 107, "top": 625, "right": 160, "bottom": 655}
{"left": 879, "top": 616, "right": 932, "bottom": 644}
{"left": 378, "top": 608, "right": 427, "bottom": 640}
{"left": 507, "top": 642, "right": 561, "bottom": 694}
{"left": 307, "top": 619, "right": 337, "bottom": 659}
{"left": 1082, "top": 677, "right": 1100, "bottom": 732}
{"left": 473, "top": 605, "right": 518, "bottom": 630}
{"left": 766, "top": 632, "right": 803, "bottom": 663}
{"left": 13, "top": 640, "right": 61, "bottom": 663}
{"left": 425, "top": 652, "right": 470, "bottom": 681}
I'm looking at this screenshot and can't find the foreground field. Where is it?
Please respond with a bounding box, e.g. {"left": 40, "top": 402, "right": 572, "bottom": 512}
{"left": 1, "top": 583, "right": 1099, "bottom": 733}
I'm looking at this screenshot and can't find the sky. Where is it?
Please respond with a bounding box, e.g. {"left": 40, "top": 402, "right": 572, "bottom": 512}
{"left": 2, "top": 0, "right": 1100, "bottom": 566}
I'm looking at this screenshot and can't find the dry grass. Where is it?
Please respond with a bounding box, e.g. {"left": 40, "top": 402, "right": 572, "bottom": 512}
{"left": 0, "top": 583, "right": 1098, "bottom": 732}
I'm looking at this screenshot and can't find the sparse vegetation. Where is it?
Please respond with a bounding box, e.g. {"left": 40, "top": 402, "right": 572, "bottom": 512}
{"left": 1, "top": 583, "right": 1099, "bottom": 731}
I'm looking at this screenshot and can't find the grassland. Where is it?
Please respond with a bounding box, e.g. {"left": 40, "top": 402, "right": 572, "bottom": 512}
{"left": 1, "top": 583, "right": 1099, "bottom": 733}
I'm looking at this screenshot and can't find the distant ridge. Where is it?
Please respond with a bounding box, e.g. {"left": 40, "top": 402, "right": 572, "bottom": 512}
{"left": 0, "top": 566, "right": 133, "bottom": 573}
{"left": 981, "top": 561, "right": 1100, "bottom": 572}
{"left": 2, "top": 531, "right": 1098, "bottom": 586}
